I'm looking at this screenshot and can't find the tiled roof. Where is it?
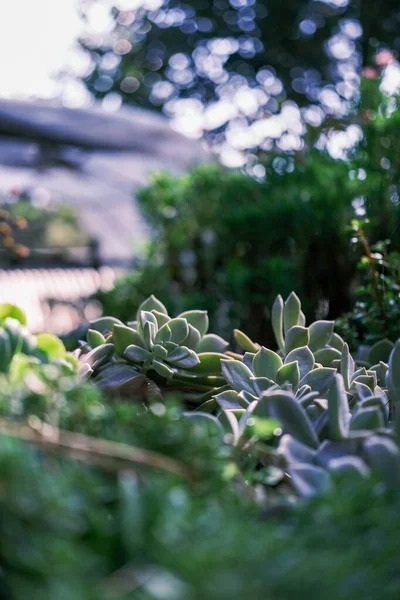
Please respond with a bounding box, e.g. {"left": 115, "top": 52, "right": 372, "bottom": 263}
{"left": 0, "top": 267, "right": 121, "bottom": 333}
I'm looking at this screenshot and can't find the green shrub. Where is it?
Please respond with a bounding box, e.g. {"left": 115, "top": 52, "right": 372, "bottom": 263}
{"left": 98, "top": 81, "right": 400, "bottom": 344}
{"left": 99, "top": 154, "right": 357, "bottom": 343}
{"left": 337, "top": 222, "right": 400, "bottom": 351}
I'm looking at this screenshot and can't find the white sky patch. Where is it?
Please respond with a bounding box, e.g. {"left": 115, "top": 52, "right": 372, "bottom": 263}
{"left": 0, "top": 0, "right": 85, "bottom": 99}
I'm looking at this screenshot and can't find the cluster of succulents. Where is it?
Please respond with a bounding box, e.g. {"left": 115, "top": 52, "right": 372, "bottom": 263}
{"left": 212, "top": 293, "right": 400, "bottom": 496}
{"left": 71, "top": 292, "right": 400, "bottom": 498}
{"left": 2, "top": 291, "right": 400, "bottom": 500}
{"left": 76, "top": 295, "right": 230, "bottom": 405}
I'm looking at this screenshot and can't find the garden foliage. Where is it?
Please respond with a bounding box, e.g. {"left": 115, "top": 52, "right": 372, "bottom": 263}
{"left": 1, "top": 290, "right": 400, "bottom": 598}
{"left": 98, "top": 79, "right": 400, "bottom": 343}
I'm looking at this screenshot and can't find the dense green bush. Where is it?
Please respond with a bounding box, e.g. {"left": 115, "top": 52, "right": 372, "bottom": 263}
{"left": 99, "top": 155, "right": 356, "bottom": 343}
{"left": 98, "top": 79, "right": 400, "bottom": 344}
{"left": 337, "top": 223, "right": 400, "bottom": 351}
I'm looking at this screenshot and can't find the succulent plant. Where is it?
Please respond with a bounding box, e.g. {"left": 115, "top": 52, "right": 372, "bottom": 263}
{"left": 211, "top": 293, "right": 398, "bottom": 496}
{"left": 2, "top": 291, "right": 400, "bottom": 501}
{"left": 0, "top": 303, "right": 69, "bottom": 375}
{"left": 77, "top": 295, "right": 230, "bottom": 405}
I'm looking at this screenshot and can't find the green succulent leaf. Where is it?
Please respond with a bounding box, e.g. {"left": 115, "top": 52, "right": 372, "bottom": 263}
{"left": 183, "top": 324, "right": 201, "bottom": 350}
{"left": 279, "top": 434, "right": 317, "bottom": 464}
{"left": 285, "top": 346, "right": 314, "bottom": 380}
{"left": 151, "top": 310, "right": 171, "bottom": 328}
{"left": 182, "top": 412, "right": 224, "bottom": 435}
{"left": 252, "top": 347, "right": 282, "bottom": 380}
{"left": 239, "top": 390, "right": 258, "bottom": 405}
{"left": 167, "top": 346, "right": 199, "bottom": 368}
{"left": 297, "top": 384, "right": 312, "bottom": 398}
{"left": 308, "top": 320, "right": 334, "bottom": 352}
{"left": 234, "top": 329, "right": 259, "bottom": 353}
{"left": 154, "top": 323, "right": 172, "bottom": 344}
{"left": 340, "top": 345, "right": 356, "bottom": 388}
{"left": 351, "top": 367, "right": 368, "bottom": 382}
{"left": 353, "top": 374, "right": 376, "bottom": 391}
{"left": 81, "top": 343, "right": 114, "bottom": 371}
{"left": 363, "top": 435, "right": 400, "bottom": 488}
{"left": 80, "top": 363, "right": 94, "bottom": 381}
{"left": 352, "top": 381, "right": 374, "bottom": 401}
{"left": 340, "top": 343, "right": 355, "bottom": 390}
{"left": 368, "top": 339, "right": 394, "bottom": 366}
{"left": 196, "top": 333, "right": 229, "bottom": 353}
{"left": 137, "top": 295, "right": 168, "bottom": 319}
{"left": 250, "top": 376, "right": 275, "bottom": 395}
{"left": 284, "top": 326, "right": 309, "bottom": 354}
{"left": 36, "top": 334, "right": 66, "bottom": 361}
{"left": 3, "top": 318, "right": 23, "bottom": 355}
{"left": 93, "top": 365, "right": 149, "bottom": 398}
{"left": 299, "top": 367, "right": 336, "bottom": 395}
{"left": 167, "top": 318, "right": 189, "bottom": 345}
{"left": 189, "top": 352, "right": 226, "bottom": 374}
{"left": 164, "top": 341, "right": 178, "bottom": 352}
{"left": 143, "top": 321, "right": 156, "bottom": 349}
{"left": 283, "top": 292, "right": 301, "bottom": 335}
{"left": 271, "top": 294, "right": 284, "bottom": 352}
{"left": 221, "top": 359, "right": 255, "bottom": 394}
{"left": 359, "top": 395, "right": 387, "bottom": 415}
{"left": 243, "top": 352, "right": 255, "bottom": 369}
{"left": 152, "top": 344, "right": 168, "bottom": 360}
{"left": 219, "top": 410, "right": 240, "bottom": 445}
{"left": 139, "top": 311, "right": 159, "bottom": 337}
{"left": 369, "top": 361, "right": 388, "bottom": 388}
{"left": 350, "top": 407, "right": 385, "bottom": 431}
{"left": 314, "top": 347, "right": 342, "bottom": 367}
{"left": 113, "top": 324, "right": 146, "bottom": 356}
{"left": 123, "top": 344, "right": 152, "bottom": 363}
{"left": 215, "top": 390, "right": 246, "bottom": 410}
{"left": 151, "top": 360, "right": 174, "bottom": 378}
{"left": 178, "top": 310, "right": 209, "bottom": 337}
{"left": 387, "top": 341, "right": 400, "bottom": 406}
{"left": 0, "top": 303, "right": 27, "bottom": 326}
{"left": 87, "top": 329, "right": 106, "bottom": 348}
{"left": 276, "top": 361, "right": 300, "bottom": 389}
{"left": 330, "top": 332, "right": 345, "bottom": 352}
{"left": 328, "top": 374, "right": 350, "bottom": 441}
{"left": 242, "top": 413, "right": 280, "bottom": 440}
{"left": 0, "top": 328, "right": 12, "bottom": 372}
{"left": 328, "top": 456, "right": 370, "bottom": 479}
{"left": 256, "top": 389, "right": 319, "bottom": 448}
{"left": 287, "top": 464, "right": 331, "bottom": 497}
{"left": 90, "top": 316, "right": 123, "bottom": 334}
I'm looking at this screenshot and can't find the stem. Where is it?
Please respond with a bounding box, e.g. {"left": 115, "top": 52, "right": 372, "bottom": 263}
{"left": 357, "top": 225, "right": 388, "bottom": 331}
{"left": 0, "top": 417, "right": 194, "bottom": 480}
{"left": 170, "top": 373, "right": 226, "bottom": 389}
{"left": 183, "top": 384, "right": 230, "bottom": 404}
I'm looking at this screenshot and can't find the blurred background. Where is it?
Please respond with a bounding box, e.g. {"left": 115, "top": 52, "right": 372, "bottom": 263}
{"left": 0, "top": 0, "right": 399, "bottom": 346}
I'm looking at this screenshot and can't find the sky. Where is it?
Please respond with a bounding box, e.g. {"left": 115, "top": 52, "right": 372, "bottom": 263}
{"left": 0, "top": 0, "right": 87, "bottom": 102}
{"left": 0, "top": 0, "right": 399, "bottom": 167}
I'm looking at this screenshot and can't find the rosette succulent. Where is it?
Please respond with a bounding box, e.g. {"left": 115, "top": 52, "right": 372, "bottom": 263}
{"left": 77, "top": 295, "right": 230, "bottom": 404}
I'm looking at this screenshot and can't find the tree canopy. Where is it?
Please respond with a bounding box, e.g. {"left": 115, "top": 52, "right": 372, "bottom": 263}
{"left": 79, "top": 0, "right": 400, "bottom": 160}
